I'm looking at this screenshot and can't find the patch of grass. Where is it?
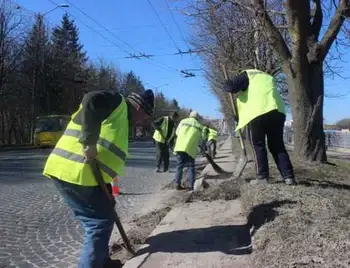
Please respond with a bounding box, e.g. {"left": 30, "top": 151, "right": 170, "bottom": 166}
{"left": 235, "top": 138, "right": 350, "bottom": 268}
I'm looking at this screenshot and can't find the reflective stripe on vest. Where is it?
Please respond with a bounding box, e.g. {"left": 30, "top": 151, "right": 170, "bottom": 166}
{"left": 235, "top": 69, "right": 286, "bottom": 131}
{"left": 63, "top": 129, "right": 126, "bottom": 162}
{"left": 174, "top": 117, "right": 203, "bottom": 159}
{"left": 43, "top": 96, "right": 128, "bottom": 186}
{"left": 51, "top": 147, "right": 117, "bottom": 178}
{"left": 181, "top": 122, "right": 202, "bottom": 132}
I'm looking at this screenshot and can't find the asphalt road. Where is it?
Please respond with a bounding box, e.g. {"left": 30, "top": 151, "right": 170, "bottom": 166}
{"left": 0, "top": 141, "right": 177, "bottom": 268}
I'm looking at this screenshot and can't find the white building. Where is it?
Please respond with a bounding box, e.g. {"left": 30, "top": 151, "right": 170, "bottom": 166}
{"left": 284, "top": 120, "right": 293, "bottom": 128}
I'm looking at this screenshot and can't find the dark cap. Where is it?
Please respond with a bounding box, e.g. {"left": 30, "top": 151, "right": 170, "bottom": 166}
{"left": 127, "top": 89, "right": 155, "bottom": 116}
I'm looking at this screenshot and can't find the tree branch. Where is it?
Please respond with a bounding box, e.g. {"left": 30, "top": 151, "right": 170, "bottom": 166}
{"left": 311, "top": 0, "right": 323, "bottom": 40}
{"left": 318, "top": 0, "right": 349, "bottom": 61}
{"left": 250, "top": 0, "right": 291, "bottom": 63}
{"left": 267, "top": 9, "right": 286, "bottom": 16}
{"left": 211, "top": 0, "right": 228, "bottom": 13}
{"left": 233, "top": 0, "right": 255, "bottom": 13}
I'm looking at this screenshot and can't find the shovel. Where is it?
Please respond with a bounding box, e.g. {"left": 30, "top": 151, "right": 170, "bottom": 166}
{"left": 221, "top": 64, "right": 249, "bottom": 179}
{"left": 90, "top": 160, "right": 136, "bottom": 255}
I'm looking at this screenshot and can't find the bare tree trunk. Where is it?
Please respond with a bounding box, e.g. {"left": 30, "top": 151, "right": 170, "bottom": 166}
{"left": 0, "top": 109, "right": 4, "bottom": 145}
{"left": 288, "top": 62, "right": 327, "bottom": 162}
{"left": 253, "top": 19, "right": 260, "bottom": 69}
{"left": 5, "top": 111, "right": 12, "bottom": 144}
{"left": 16, "top": 119, "right": 25, "bottom": 144}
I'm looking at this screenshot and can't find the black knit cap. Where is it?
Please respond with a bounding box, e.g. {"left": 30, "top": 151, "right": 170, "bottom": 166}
{"left": 127, "top": 89, "right": 155, "bottom": 116}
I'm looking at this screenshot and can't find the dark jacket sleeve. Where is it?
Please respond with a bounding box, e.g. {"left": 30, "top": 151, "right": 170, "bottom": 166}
{"left": 224, "top": 71, "right": 249, "bottom": 94}
{"left": 79, "top": 91, "right": 122, "bottom": 146}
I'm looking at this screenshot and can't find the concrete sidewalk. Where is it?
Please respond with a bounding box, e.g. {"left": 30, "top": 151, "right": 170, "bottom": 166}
{"left": 123, "top": 138, "right": 252, "bottom": 268}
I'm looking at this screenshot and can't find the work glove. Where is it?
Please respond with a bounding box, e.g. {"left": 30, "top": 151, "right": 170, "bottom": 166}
{"left": 83, "top": 145, "right": 98, "bottom": 162}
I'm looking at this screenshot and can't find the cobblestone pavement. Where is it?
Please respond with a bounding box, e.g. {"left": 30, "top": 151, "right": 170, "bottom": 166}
{"left": 0, "top": 141, "right": 177, "bottom": 268}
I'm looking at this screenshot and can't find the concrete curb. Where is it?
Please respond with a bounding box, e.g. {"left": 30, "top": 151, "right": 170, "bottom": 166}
{"left": 121, "top": 137, "right": 244, "bottom": 268}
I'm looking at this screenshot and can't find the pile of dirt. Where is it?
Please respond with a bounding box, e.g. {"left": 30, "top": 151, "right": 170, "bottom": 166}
{"left": 109, "top": 207, "right": 171, "bottom": 264}
{"left": 128, "top": 207, "right": 171, "bottom": 245}
{"left": 236, "top": 139, "right": 350, "bottom": 268}
{"left": 188, "top": 175, "right": 240, "bottom": 202}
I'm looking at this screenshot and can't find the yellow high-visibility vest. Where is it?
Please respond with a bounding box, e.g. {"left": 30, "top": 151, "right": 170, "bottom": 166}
{"left": 43, "top": 96, "right": 128, "bottom": 186}
{"left": 235, "top": 69, "right": 285, "bottom": 131}
{"left": 152, "top": 116, "right": 175, "bottom": 143}
{"left": 174, "top": 117, "right": 203, "bottom": 159}
{"left": 202, "top": 126, "right": 209, "bottom": 141}
{"left": 208, "top": 128, "right": 217, "bottom": 141}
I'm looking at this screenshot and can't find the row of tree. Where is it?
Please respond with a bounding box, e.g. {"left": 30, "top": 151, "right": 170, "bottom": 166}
{"left": 0, "top": 2, "right": 188, "bottom": 145}
{"left": 324, "top": 118, "right": 350, "bottom": 130}
{"left": 188, "top": 0, "right": 350, "bottom": 162}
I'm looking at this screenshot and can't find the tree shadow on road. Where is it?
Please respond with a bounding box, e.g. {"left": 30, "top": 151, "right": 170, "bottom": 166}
{"left": 247, "top": 199, "right": 297, "bottom": 237}
{"left": 135, "top": 199, "right": 297, "bottom": 258}
{"left": 136, "top": 224, "right": 252, "bottom": 256}
{"left": 297, "top": 179, "right": 350, "bottom": 191}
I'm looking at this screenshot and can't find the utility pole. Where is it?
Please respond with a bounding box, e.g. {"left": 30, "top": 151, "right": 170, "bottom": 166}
{"left": 30, "top": 14, "right": 43, "bottom": 144}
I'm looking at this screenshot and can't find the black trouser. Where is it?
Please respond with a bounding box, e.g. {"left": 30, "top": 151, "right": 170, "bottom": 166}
{"left": 199, "top": 140, "right": 207, "bottom": 153}
{"left": 207, "top": 139, "right": 217, "bottom": 156}
{"left": 249, "top": 110, "right": 294, "bottom": 180}
{"left": 156, "top": 141, "right": 170, "bottom": 171}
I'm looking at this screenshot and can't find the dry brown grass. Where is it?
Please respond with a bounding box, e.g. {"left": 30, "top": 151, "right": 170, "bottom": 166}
{"left": 236, "top": 139, "right": 350, "bottom": 268}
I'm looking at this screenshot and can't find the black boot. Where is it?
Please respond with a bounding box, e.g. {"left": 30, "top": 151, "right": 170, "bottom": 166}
{"left": 284, "top": 177, "right": 297, "bottom": 185}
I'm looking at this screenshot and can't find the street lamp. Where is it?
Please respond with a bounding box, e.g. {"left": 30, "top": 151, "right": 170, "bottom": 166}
{"left": 24, "top": 3, "right": 69, "bottom": 144}
{"left": 15, "top": 3, "right": 69, "bottom": 16}
{"left": 42, "top": 4, "right": 69, "bottom": 16}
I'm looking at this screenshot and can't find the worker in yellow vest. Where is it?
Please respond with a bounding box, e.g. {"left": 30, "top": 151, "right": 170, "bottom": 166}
{"left": 153, "top": 111, "right": 180, "bottom": 172}
{"left": 43, "top": 89, "right": 154, "bottom": 268}
{"left": 207, "top": 127, "right": 218, "bottom": 158}
{"left": 224, "top": 69, "right": 295, "bottom": 185}
{"left": 173, "top": 111, "right": 203, "bottom": 190}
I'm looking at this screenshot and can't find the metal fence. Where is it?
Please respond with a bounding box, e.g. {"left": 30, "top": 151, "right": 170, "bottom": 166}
{"left": 283, "top": 128, "right": 350, "bottom": 149}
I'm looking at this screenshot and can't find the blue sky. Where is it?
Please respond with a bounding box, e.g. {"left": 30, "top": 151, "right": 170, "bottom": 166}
{"left": 14, "top": 0, "right": 350, "bottom": 123}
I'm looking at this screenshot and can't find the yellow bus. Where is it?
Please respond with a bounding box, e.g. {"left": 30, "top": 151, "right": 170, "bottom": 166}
{"left": 34, "top": 115, "right": 70, "bottom": 148}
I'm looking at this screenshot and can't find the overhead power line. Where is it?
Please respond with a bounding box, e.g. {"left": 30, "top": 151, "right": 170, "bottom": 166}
{"left": 174, "top": 48, "right": 205, "bottom": 55}
{"left": 47, "top": 0, "right": 132, "bottom": 55}
{"left": 80, "top": 24, "right": 166, "bottom": 33}
{"left": 146, "top": 0, "right": 180, "bottom": 51}
{"left": 63, "top": 0, "right": 183, "bottom": 73}
{"left": 164, "top": 0, "right": 189, "bottom": 48}
{"left": 125, "top": 53, "right": 154, "bottom": 59}
{"left": 48, "top": 0, "right": 197, "bottom": 77}
{"left": 65, "top": 0, "right": 137, "bottom": 53}
{"left": 47, "top": 0, "right": 180, "bottom": 74}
